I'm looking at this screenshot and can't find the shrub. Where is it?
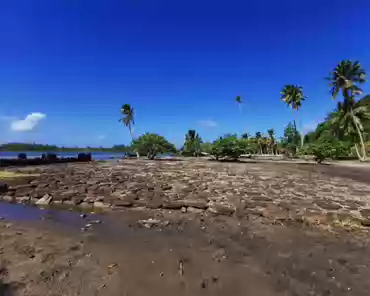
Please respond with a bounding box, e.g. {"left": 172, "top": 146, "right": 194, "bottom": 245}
{"left": 308, "top": 140, "right": 350, "bottom": 163}
{"left": 132, "top": 133, "right": 176, "bottom": 160}
{"left": 211, "top": 135, "right": 246, "bottom": 160}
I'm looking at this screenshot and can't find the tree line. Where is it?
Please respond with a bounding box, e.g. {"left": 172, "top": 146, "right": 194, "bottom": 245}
{"left": 120, "top": 60, "right": 370, "bottom": 162}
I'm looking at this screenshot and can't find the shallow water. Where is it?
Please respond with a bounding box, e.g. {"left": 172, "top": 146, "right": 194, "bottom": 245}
{"left": 0, "top": 202, "right": 104, "bottom": 229}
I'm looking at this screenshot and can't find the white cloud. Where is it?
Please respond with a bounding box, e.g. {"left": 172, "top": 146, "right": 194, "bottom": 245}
{"left": 198, "top": 119, "right": 217, "bottom": 128}
{"left": 10, "top": 112, "right": 46, "bottom": 132}
{"left": 97, "top": 135, "right": 106, "bottom": 140}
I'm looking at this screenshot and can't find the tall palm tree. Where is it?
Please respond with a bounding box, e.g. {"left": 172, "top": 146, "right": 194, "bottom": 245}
{"left": 267, "top": 128, "right": 276, "bottom": 155}
{"left": 255, "top": 132, "right": 262, "bottom": 154}
{"left": 327, "top": 60, "right": 367, "bottom": 161}
{"left": 184, "top": 129, "right": 202, "bottom": 156}
{"left": 235, "top": 96, "right": 243, "bottom": 112}
{"left": 119, "top": 104, "right": 139, "bottom": 158}
{"left": 328, "top": 100, "right": 370, "bottom": 160}
{"left": 280, "top": 85, "right": 306, "bottom": 147}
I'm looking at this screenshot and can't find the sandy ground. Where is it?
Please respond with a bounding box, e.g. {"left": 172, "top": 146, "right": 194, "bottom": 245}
{"left": 1, "top": 159, "right": 370, "bottom": 295}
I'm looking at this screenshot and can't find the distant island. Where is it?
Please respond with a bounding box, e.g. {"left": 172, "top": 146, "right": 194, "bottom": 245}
{"left": 0, "top": 143, "right": 130, "bottom": 152}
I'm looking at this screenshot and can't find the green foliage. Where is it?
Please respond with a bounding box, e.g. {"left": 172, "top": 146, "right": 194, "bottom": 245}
{"left": 200, "top": 142, "right": 213, "bottom": 154}
{"left": 210, "top": 135, "right": 247, "bottom": 160}
{"left": 280, "top": 122, "right": 300, "bottom": 155}
{"left": 280, "top": 85, "right": 305, "bottom": 111}
{"left": 183, "top": 130, "right": 202, "bottom": 156}
{"left": 132, "top": 133, "right": 176, "bottom": 160}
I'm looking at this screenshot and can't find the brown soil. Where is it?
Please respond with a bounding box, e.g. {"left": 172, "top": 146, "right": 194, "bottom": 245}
{"left": 1, "top": 159, "right": 370, "bottom": 295}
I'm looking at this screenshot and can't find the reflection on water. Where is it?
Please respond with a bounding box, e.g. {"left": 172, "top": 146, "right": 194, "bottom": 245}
{"left": 0, "top": 202, "right": 104, "bottom": 229}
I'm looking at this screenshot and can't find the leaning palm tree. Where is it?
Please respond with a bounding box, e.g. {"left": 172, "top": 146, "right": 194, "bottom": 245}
{"left": 280, "top": 85, "right": 306, "bottom": 147}
{"left": 328, "top": 100, "right": 370, "bottom": 161}
{"left": 119, "top": 104, "right": 139, "bottom": 158}
{"left": 327, "top": 60, "right": 367, "bottom": 161}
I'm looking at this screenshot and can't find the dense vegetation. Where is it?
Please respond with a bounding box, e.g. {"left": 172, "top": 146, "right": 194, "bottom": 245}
{"left": 120, "top": 60, "right": 370, "bottom": 162}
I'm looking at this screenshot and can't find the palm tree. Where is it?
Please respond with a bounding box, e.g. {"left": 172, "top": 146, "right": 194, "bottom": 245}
{"left": 184, "top": 129, "right": 202, "bottom": 156}
{"left": 327, "top": 60, "right": 367, "bottom": 161}
{"left": 255, "top": 132, "right": 262, "bottom": 154}
{"left": 328, "top": 100, "right": 370, "bottom": 160}
{"left": 267, "top": 128, "right": 276, "bottom": 154}
{"left": 119, "top": 104, "right": 139, "bottom": 158}
{"left": 280, "top": 85, "right": 306, "bottom": 147}
{"left": 235, "top": 96, "right": 243, "bottom": 112}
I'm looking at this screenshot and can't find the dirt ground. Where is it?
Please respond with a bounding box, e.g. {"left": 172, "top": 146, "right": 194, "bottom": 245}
{"left": 1, "top": 159, "right": 370, "bottom": 295}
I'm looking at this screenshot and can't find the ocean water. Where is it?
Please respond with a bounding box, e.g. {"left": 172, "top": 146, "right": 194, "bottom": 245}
{"left": 0, "top": 151, "right": 126, "bottom": 161}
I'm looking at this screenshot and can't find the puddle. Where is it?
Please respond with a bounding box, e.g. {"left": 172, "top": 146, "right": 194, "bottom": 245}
{"left": 0, "top": 202, "right": 104, "bottom": 230}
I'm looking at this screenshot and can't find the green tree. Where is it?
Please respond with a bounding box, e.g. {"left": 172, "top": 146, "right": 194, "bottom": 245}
{"left": 255, "top": 132, "right": 262, "bottom": 154}
{"left": 327, "top": 60, "right": 367, "bottom": 161}
{"left": 327, "top": 100, "right": 370, "bottom": 159}
{"left": 119, "top": 104, "right": 139, "bottom": 158}
{"left": 132, "top": 133, "right": 176, "bottom": 160}
{"left": 211, "top": 135, "right": 246, "bottom": 161}
{"left": 183, "top": 130, "right": 202, "bottom": 156}
{"left": 267, "top": 128, "right": 276, "bottom": 154}
{"left": 281, "top": 122, "right": 300, "bottom": 156}
{"left": 280, "top": 85, "right": 306, "bottom": 147}
{"left": 200, "top": 142, "right": 213, "bottom": 154}
{"left": 241, "top": 132, "right": 249, "bottom": 139}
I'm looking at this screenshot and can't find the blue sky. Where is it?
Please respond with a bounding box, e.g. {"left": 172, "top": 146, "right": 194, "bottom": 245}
{"left": 1, "top": 0, "right": 370, "bottom": 147}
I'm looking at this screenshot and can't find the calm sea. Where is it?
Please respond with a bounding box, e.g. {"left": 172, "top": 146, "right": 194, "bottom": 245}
{"left": 0, "top": 151, "right": 126, "bottom": 161}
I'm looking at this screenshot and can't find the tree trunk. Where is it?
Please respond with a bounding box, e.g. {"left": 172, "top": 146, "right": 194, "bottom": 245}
{"left": 351, "top": 109, "right": 367, "bottom": 162}
{"left": 129, "top": 124, "right": 140, "bottom": 158}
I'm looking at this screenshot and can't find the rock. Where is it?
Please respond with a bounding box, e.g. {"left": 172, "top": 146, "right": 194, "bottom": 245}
{"left": 93, "top": 201, "right": 110, "bottom": 209}
{"left": 162, "top": 200, "right": 185, "bottom": 210}
{"left": 187, "top": 207, "right": 204, "bottom": 214}
{"left": 36, "top": 194, "right": 53, "bottom": 205}
{"left": 138, "top": 218, "right": 161, "bottom": 229}
{"left": 212, "top": 248, "right": 227, "bottom": 262}
{"left": 181, "top": 206, "right": 187, "bottom": 213}
{"left": 0, "top": 182, "right": 9, "bottom": 193}
{"left": 360, "top": 209, "right": 370, "bottom": 219}
{"left": 361, "top": 219, "right": 370, "bottom": 227}
{"left": 114, "top": 200, "right": 133, "bottom": 207}
{"left": 184, "top": 200, "right": 208, "bottom": 209}
{"left": 208, "top": 204, "right": 235, "bottom": 216}
{"left": 80, "top": 214, "right": 87, "bottom": 219}
{"left": 2, "top": 195, "right": 13, "bottom": 202}
{"left": 315, "top": 201, "right": 342, "bottom": 211}
{"left": 17, "top": 196, "right": 30, "bottom": 203}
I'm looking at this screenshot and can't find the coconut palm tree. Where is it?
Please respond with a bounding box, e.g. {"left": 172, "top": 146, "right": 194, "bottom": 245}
{"left": 327, "top": 60, "right": 367, "bottom": 160}
{"left": 328, "top": 100, "right": 370, "bottom": 160}
{"left": 184, "top": 129, "right": 202, "bottom": 156}
{"left": 119, "top": 104, "right": 139, "bottom": 158}
{"left": 267, "top": 128, "right": 276, "bottom": 154}
{"left": 235, "top": 95, "right": 243, "bottom": 112}
{"left": 255, "top": 132, "right": 262, "bottom": 154}
{"left": 280, "top": 85, "right": 306, "bottom": 147}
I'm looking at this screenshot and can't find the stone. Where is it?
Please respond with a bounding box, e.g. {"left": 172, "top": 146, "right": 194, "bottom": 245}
{"left": 184, "top": 200, "right": 208, "bottom": 209}
{"left": 17, "top": 196, "right": 30, "bottom": 203}
{"left": 0, "top": 182, "right": 9, "bottom": 193}
{"left": 114, "top": 200, "right": 133, "bottom": 207}
{"left": 93, "top": 201, "right": 110, "bottom": 209}
{"left": 187, "top": 207, "right": 204, "bottom": 214}
{"left": 162, "top": 200, "right": 185, "bottom": 209}
{"left": 2, "top": 195, "right": 13, "bottom": 202}
{"left": 36, "top": 194, "right": 53, "bottom": 205}
{"left": 181, "top": 206, "right": 187, "bottom": 213}
{"left": 208, "top": 204, "right": 235, "bottom": 216}
{"left": 315, "top": 201, "right": 342, "bottom": 211}
{"left": 360, "top": 209, "right": 370, "bottom": 219}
